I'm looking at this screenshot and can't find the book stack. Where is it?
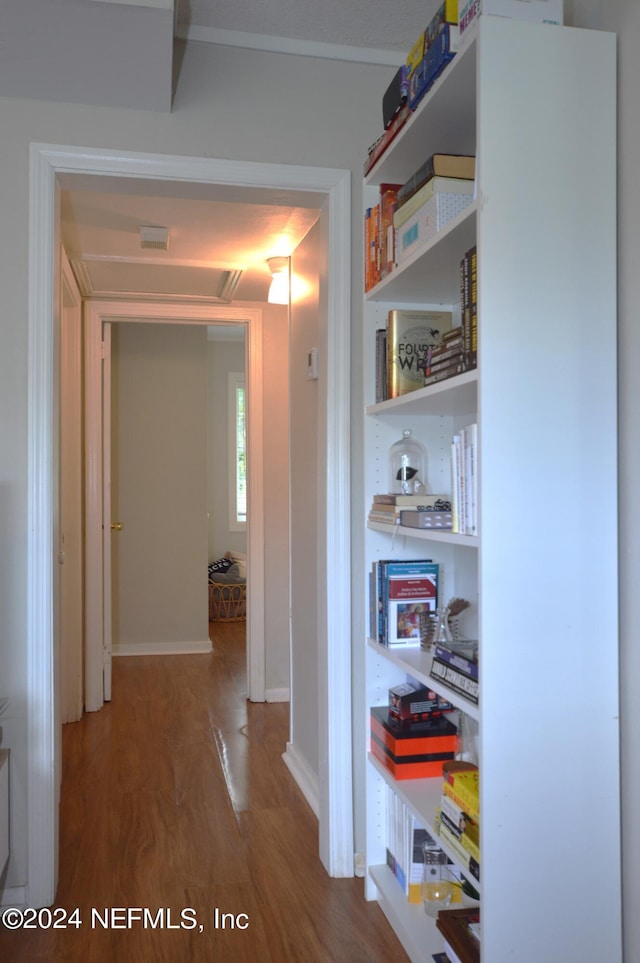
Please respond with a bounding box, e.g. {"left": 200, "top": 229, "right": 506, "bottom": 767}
{"left": 436, "top": 761, "right": 480, "bottom": 884}
{"left": 365, "top": 183, "right": 403, "bottom": 291}
{"left": 459, "top": 246, "right": 477, "bottom": 372}
{"left": 450, "top": 423, "right": 478, "bottom": 536}
{"left": 424, "top": 326, "right": 465, "bottom": 387}
{"left": 368, "top": 492, "right": 452, "bottom": 527}
{"left": 371, "top": 703, "right": 457, "bottom": 780}
{"left": 370, "top": 557, "right": 439, "bottom": 646}
{"left": 430, "top": 636, "right": 479, "bottom": 705}
{"left": 406, "top": 4, "right": 460, "bottom": 110}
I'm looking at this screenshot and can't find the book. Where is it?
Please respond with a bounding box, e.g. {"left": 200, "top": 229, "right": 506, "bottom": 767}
{"left": 433, "top": 640, "right": 479, "bottom": 681}
{"left": 436, "top": 907, "right": 481, "bottom": 963}
{"left": 375, "top": 327, "right": 387, "bottom": 403}
{"left": 364, "top": 103, "right": 411, "bottom": 176}
{"left": 385, "top": 559, "right": 439, "bottom": 645}
{"left": 469, "top": 246, "right": 477, "bottom": 371}
{"left": 398, "top": 155, "right": 475, "bottom": 209}
{"left": 423, "top": 364, "right": 465, "bottom": 388}
{"left": 436, "top": 816, "right": 481, "bottom": 884}
{"left": 460, "top": 246, "right": 477, "bottom": 372}
{"left": 408, "top": 23, "right": 459, "bottom": 111}
{"left": 442, "top": 762, "right": 480, "bottom": 819}
{"left": 439, "top": 795, "right": 480, "bottom": 864}
{"left": 394, "top": 176, "right": 475, "bottom": 230}
{"left": 379, "top": 183, "right": 403, "bottom": 279}
{"left": 387, "top": 309, "right": 453, "bottom": 398}
{"left": 430, "top": 658, "right": 479, "bottom": 703}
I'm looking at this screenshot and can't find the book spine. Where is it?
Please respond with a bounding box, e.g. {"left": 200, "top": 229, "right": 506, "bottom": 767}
{"left": 469, "top": 245, "right": 478, "bottom": 370}
{"left": 443, "top": 781, "right": 480, "bottom": 825}
{"left": 430, "top": 658, "right": 479, "bottom": 704}
{"left": 436, "top": 815, "right": 480, "bottom": 882}
{"left": 433, "top": 644, "right": 478, "bottom": 681}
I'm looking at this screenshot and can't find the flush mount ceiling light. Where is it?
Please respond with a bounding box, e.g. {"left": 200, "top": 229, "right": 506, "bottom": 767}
{"left": 267, "top": 256, "right": 290, "bottom": 304}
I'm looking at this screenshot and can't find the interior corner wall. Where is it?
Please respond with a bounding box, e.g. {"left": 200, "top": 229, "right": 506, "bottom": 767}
{"left": 111, "top": 322, "right": 209, "bottom": 651}
{"left": 0, "top": 40, "right": 393, "bottom": 895}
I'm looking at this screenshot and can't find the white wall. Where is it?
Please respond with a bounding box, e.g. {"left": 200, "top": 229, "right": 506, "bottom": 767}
{"left": 0, "top": 39, "right": 386, "bottom": 894}
{"left": 111, "top": 323, "right": 209, "bottom": 652}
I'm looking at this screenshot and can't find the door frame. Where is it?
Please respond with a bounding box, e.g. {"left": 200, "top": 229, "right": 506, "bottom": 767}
{"left": 83, "top": 301, "right": 264, "bottom": 711}
{"left": 28, "top": 143, "right": 352, "bottom": 907}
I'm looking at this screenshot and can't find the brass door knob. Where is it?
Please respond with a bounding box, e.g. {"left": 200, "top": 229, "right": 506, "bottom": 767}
{"left": 111, "top": 522, "right": 124, "bottom": 532}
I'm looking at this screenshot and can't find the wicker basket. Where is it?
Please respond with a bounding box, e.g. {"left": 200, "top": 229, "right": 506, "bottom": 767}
{"left": 208, "top": 580, "right": 247, "bottom": 622}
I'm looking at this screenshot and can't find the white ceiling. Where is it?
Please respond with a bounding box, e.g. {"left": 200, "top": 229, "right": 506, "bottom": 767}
{"left": 60, "top": 174, "right": 322, "bottom": 303}
{"left": 5, "top": 0, "right": 442, "bottom": 303}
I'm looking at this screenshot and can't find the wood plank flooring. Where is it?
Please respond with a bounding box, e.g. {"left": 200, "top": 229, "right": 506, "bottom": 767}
{"left": 1, "top": 623, "right": 408, "bottom": 962}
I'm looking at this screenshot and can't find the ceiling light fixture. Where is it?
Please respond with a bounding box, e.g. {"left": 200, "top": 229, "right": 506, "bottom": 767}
{"left": 267, "top": 256, "right": 290, "bottom": 305}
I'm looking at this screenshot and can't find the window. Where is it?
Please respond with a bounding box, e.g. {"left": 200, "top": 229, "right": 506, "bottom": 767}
{"left": 228, "top": 372, "right": 246, "bottom": 530}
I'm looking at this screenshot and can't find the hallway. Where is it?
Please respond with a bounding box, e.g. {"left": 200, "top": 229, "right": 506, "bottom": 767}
{"left": 1, "top": 623, "right": 407, "bottom": 962}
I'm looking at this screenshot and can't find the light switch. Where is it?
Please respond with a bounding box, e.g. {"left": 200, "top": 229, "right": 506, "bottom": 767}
{"left": 307, "top": 347, "right": 319, "bottom": 380}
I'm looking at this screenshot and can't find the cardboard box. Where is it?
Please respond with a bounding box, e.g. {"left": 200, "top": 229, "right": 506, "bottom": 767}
{"left": 459, "top": 0, "right": 563, "bottom": 47}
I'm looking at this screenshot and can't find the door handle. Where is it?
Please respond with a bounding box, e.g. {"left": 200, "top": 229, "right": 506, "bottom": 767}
{"left": 111, "top": 522, "right": 124, "bottom": 532}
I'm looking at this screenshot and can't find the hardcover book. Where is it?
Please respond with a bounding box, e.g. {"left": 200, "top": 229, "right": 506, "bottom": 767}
{"left": 387, "top": 309, "right": 452, "bottom": 397}
{"left": 385, "top": 559, "right": 439, "bottom": 645}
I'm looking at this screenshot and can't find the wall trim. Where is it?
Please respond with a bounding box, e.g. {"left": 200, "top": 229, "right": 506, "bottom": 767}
{"left": 28, "top": 142, "right": 353, "bottom": 908}
{"left": 265, "top": 687, "right": 290, "bottom": 703}
{"left": 282, "top": 742, "right": 319, "bottom": 818}
{"left": 113, "top": 641, "right": 213, "bottom": 657}
{"left": 1, "top": 885, "right": 28, "bottom": 909}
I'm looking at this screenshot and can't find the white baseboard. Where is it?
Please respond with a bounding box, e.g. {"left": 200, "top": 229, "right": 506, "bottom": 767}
{"left": 265, "top": 687, "right": 290, "bottom": 703}
{"left": 282, "top": 742, "right": 319, "bottom": 818}
{"left": 112, "top": 640, "right": 213, "bottom": 657}
{"left": 1, "top": 884, "right": 27, "bottom": 908}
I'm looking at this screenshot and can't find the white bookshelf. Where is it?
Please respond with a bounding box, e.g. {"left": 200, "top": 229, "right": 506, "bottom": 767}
{"left": 361, "top": 17, "right": 620, "bottom": 963}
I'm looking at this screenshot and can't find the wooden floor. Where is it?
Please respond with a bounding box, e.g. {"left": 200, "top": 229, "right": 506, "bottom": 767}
{"left": 1, "top": 622, "right": 408, "bottom": 962}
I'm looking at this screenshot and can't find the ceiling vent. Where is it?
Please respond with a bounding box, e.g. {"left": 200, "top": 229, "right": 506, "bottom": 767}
{"left": 139, "top": 225, "right": 169, "bottom": 250}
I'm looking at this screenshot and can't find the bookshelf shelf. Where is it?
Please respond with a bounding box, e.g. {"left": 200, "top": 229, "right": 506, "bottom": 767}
{"left": 361, "top": 16, "right": 620, "bottom": 963}
{"left": 366, "top": 369, "right": 477, "bottom": 419}
{"left": 368, "top": 753, "right": 482, "bottom": 896}
{"left": 367, "top": 638, "right": 480, "bottom": 722}
{"left": 368, "top": 864, "right": 443, "bottom": 963}
{"left": 366, "top": 203, "right": 477, "bottom": 305}
{"left": 367, "top": 520, "right": 479, "bottom": 549}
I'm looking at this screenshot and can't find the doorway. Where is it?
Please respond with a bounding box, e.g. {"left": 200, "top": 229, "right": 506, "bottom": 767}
{"left": 28, "top": 143, "right": 353, "bottom": 908}
{"left": 83, "top": 302, "right": 266, "bottom": 711}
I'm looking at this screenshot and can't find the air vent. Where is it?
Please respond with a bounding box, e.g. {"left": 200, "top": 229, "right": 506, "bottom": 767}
{"left": 140, "top": 225, "right": 169, "bottom": 250}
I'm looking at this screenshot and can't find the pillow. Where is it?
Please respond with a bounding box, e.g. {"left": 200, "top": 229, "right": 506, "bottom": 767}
{"left": 210, "top": 563, "right": 245, "bottom": 585}
{"left": 208, "top": 556, "right": 233, "bottom": 580}
{"left": 226, "top": 550, "right": 247, "bottom": 578}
